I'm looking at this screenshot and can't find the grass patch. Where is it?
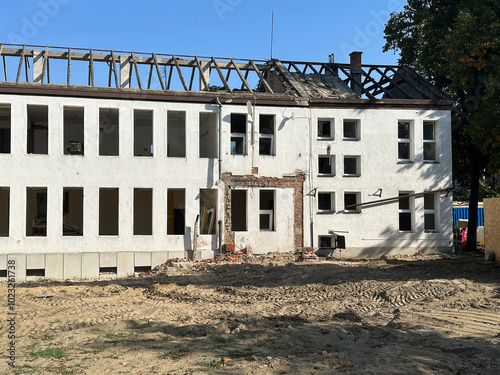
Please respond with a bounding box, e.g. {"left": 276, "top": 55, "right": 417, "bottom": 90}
{"left": 104, "top": 332, "right": 135, "bottom": 340}
{"left": 49, "top": 319, "right": 62, "bottom": 324}
{"left": 30, "top": 347, "right": 68, "bottom": 359}
{"left": 160, "top": 348, "right": 192, "bottom": 360}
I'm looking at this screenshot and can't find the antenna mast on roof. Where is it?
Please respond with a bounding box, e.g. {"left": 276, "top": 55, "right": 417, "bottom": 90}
{"left": 270, "top": 10, "right": 274, "bottom": 60}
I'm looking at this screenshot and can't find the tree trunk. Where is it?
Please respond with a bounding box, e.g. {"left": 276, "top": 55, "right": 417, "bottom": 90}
{"left": 466, "top": 137, "right": 479, "bottom": 252}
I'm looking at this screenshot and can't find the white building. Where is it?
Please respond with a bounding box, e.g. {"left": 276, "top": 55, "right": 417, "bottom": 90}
{"left": 0, "top": 45, "right": 453, "bottom": 281}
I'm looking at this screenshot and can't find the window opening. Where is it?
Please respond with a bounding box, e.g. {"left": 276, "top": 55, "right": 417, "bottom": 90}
{"left": 318, "top": 155, "right": 335, "bottom": 176}
{"left": 26, "top": 187, "right": 47, "bottom": 236}
{"left": 99, "top": 188, "right": 119, "bottom": 235}
{"left": 231, "top": 190, "right": 247, "bottom": 231}
{"left": 167, "top": 189, "right": 185, "bottom": 234}
{"left": 343, "top": 156, "right": 360, "bottom": 176}
{"left": 318, "top": 192, "right": 334, "bottom": 212}
{"left": 0, "top": 104, "right": 11, "bottom": 153}
{"left": 424, "top": 193, "right": 437, "bottom": 231}
{"left": 200, "top": 189, "right": 217, "bottom": 234}
{"left": 230, "top": 113, "right": 246, "bottom": 155}
{"left": 134, "top": 188, "right": 153, "bottom": 235}
{"left": 423, "top": 121, "right": 437, "bottom": 162}
{"left": 0, "top": 187, "right": 10, "bottom": 237}
{"left": 199, "top": 112, "right": 218, "bottom": 158}
{"left": 344, "top": 192, "right": 361, "bottom": 213}
{"left": 398, "top": 120, "right": 411, "bottom": 161}
{"left": 317, "top": 119, "right": 333, "bottom": 139}
{"left": 398, "top": 191, "right": 413, "bottom": 232}
{"left": 343, "top": 119, "right": 359, "bottom": 140}
{"left": 259, "top": 190, "right": 275, "bottom": 231}
{"left": 27, "top": 105, "right": 48, "bottom": 154}
{"left": 134, "top": 110, "right": 153, "bottom": 156}
{"left": 63, "top": 187, "right": 83, "bottom": 236}
{"left": 167, "top": 111, "right": 186, "bottom": 157}
{"left": 259, "top": 114, "right": 275, "bottom": 155}
{"left": 64, "top": 106, "right": 84, "bottom": 155}
{"left": 99, "top": 108, "right": 119, "bottom": 156}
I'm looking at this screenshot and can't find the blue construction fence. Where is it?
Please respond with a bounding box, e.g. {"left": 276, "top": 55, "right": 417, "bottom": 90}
{"left": 453, "top": 207, "right": 484, "bottom": 228}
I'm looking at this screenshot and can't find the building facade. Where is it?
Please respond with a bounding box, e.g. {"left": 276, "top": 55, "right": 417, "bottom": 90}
{"left": 0, "top": 45, "right": 453, "bottom": 280}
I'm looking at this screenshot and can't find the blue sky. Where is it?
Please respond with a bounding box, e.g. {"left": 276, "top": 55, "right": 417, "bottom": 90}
{"left": 1, "top": 0, "right": 407, "bottom": 65}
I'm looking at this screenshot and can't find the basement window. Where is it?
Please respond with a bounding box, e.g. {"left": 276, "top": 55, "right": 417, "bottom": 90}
{"left": 344, "top": 192, "right": 361, "bottom": 213}
{"left": 99, "top": 108, "right": 119, "bottom": 156}
{"left": 317, "top": 118, "right": 333, "bottom": 140}
{"left": 318, "top": 155, "right": 335, "bottom": 176}
{"left": 399, "top": 191, "right": 414, "bottom": 232}
{"left": 199, "top": 112, "right": 218, "bottom": 158}
{"left": 167, "top": 111, "right": 186, "bottom": 157}
{"left": 259, "top": 190, "right": 275, "bottom": 231}
{"left": 64, "top": 107, "right": 84, "bottom": 155}
{"left": 27, "top": 105, "right": 49, "bottom": 154}
{"left": 200, "top": 189, "right": 217, "bottom": 234}
{"left": 167, "top": 189, "right": 185, "bottom": 235}
{"left": 26, "top": 269, "right": 45, "bottom": 277}
{"left": 231, "top": 190, "right": 247, "bottom": 232}
{"left": 63, "top": 187, "right": 83, "bottom": 236}
{"left": 259, "top": 114, "right": 275, "bottom": 156}
{"left": 343, "top": 156, "right": 361, "bottom": 176}
{"left": 26, "top": 187, "right": 47, "bottom": 236}
{"left": 343, "top": 119, "right": 359, "bottom": 140}
{"left": 134, "top": 110, "right": 153, "bottom": 157}
{"left": 99, "top": 188, "right": 119, "bottom": 236}
{"left": 0, "top": 187, "right": 9, "bottom": 237}
{"left": 318, "top": 192, "right": 335, "bottom": 213}
{"left": 319, "top": 235, "right": 333, "bottom": 249}
{"left": 0, "top": 104, "right": 11, "bottom": 153}
{"left": 230, "top": 113, "right": 246, "bottom": 155}
{"left": 134, "top": 188, "right": 153, "bottom": 235}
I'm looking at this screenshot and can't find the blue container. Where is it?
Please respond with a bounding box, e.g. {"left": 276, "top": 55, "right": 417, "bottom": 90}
{"left": 453, "top": 207, "right": 484, "bottom": 227}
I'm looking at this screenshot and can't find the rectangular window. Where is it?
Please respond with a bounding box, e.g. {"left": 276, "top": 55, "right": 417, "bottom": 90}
{"left": 99, "top": 108, "right": 119, "bottom": 156}
{"left": 424, "top": 193, "right": 437, "bottom": 231}
{"left": 398, "top": 120, "right": 412, "bottom": 161}
{"left": 134, "top": 188, "right": 152, "bottom": 235}
{"left": 0, "top": 104, "right": 11, "bottom": 153}
{"left": 200, "top": 189, "right": 217, "bottom": 234}
{"left": 259, "top": 114, "right": 275, "bottom": 156}
{"left": 317, "top": 118, "right": 333, "bottom": 140}
{"left": 344, "top": 192, "right": 361, "bottom": 213}
{"left": 318, "top": 192, "right": 334, "bottom": 213}
{"left": 423, "top": 121, "right": 437, "bottom": 162}
{"left": 0, "top": 187, "right": 9, "bottom": 237}
{"left": 134, "top": 110, "right": 153, "bottom": 157}
{"left": 27, "top": 105, "right": 48, "bottom": 154}
{"left": 231, "top": 190, "right": 247, "bottom": 231}
{"left": 230, "top": 113, "right": 246, "bottom": 155}
{"left": 26, "top": 187, "right": 47, "bottom": 236}
{"left": 318, "top": 155, "right": 335, "bottom": 176}
{"left": 167, "top": 111, "right": 186, "bottom": 157}
{"left": 319, "top": 235, "right": 333, "bottom": 248}
{"left": 398, "top": 191, "right": 413, "bottom": 232}
{"left": 64, "top": 107, "right": 84, "bottom": 155}
{"left": 99, "top": 188, "right": 119, "bottom": 235}
{"left": 259, "top": 190, "right": 275, "bottom": 231}
{"left": 63, "top": 187, "right": 83, "bottom": 236}
{"left": 343, "top": 156, "right": 360, "bottom": 176}
{"left": 343, "top": 119, "right": 359, "bottom": 140}
{"left": 199, "top": 112, "right": 218, "bottom": 158}
{"left": 167, "top": 189, "right": 185, "bottom": 234}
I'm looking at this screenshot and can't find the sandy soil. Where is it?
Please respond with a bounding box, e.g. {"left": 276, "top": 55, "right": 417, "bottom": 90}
{"left": 1, "top": 252, "right": 499, "bottom": 375}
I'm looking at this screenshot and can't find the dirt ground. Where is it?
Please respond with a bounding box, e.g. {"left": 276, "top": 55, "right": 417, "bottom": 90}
{"left": 1, "top": 252, "right": 499, "bottom": 375}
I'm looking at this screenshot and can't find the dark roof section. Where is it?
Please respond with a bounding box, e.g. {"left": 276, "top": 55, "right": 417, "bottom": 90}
{"left": 0, "top": 43, "right": 453, "bottom": 108}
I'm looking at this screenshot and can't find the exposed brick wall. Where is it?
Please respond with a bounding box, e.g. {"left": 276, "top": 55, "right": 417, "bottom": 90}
{"left": 222, "top": 172, "right": 305, "bottom": 252}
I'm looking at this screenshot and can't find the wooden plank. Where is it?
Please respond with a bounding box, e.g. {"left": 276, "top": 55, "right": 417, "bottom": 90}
{"left": 89, "top": 49, "right": 94, "bottom": 86}
{"left": 346, "top": 188, "right": 452, "bottom": 208}
{"left": 147, "top": 64, "right": 153, "bottom": 89}
{"left": 16, "top": 46, "right": 24, "bottom": 82}
{"left": 2, "top": 56, "right": 7, "bottom": 81}
{"left": 172, "top": 55, "right": 188, "bottom": 91}
{"left": 131, "top": 52, "right": 142, "bottom": 89}
{"left": 208, "top": 209, "right": 216, "bottom": 234}
{"left": 24, "top": 56, "right": 29, "bottom": 82}
{"left": 200, "top": 208, "right": 208, "bottom": 234}
{"left": 110, "top": 50, "right": 119, "bottom": 88}
{"left": 210, "top": 57, "right": 231, "bottom": 93}
{"left": 336, "top": 64, "right": 375, "bottom": 99}
{"left": 195, "top": 56, "right": 209, "bottom": 91}
{"left": 46, "top": 55, "right": 50, "bottom": 83}
{"left": 152, "top": 54, "right": 165, "bottom": 90}
{"left": 231, "top": 58, "right": 253, "bottom": 92}
{"left": 41, "top": 46, "right": 49, "bottom": 83}
{"left": 250, "top": 60, "right": 273, "bottom": 93}
{"left": 188, "top": 66, "right": 195, "bottom": 91}
{"left": 166, "top": 65, "right": 173, "bottom": 90}
{"left": 67, "top": 47, "right": 71, "bottom": 85}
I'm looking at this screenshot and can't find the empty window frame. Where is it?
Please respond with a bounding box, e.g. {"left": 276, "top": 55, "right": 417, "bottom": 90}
{"left": 343, "top": 119, "right": 359, "bottom": 140}
{"left": 318, "top": 155, "right": 335, "bottom": 176}
{"left": 344, "top": 192, "right": 361, "bottom": 213}
{"left": 398, "top": 120, "right": 412, "bottom": 162}
{"left": 199, "top": 112, "right": 218, "bottom": 158}
{"left": 27, "top": 105, "right": 48, "bottom": 154}
{"left": 398, "top": 191, "right": 414, "bottom": 232}
{"left": 318, "top": 192, "right": 335, "bottom": 213}
{"left": 343, "top": 156, "right": 360, "bottom": 176}
{"left": 134, "top": 110, "right": 153, "bottom": 157}
{"left": 64, "top": 106, "right": 84, "bottom": 155}
{"left": 424, "top": 193, "right": 437, "bottom": 232}
{"left": 99, "top": 108, "right": 119, "bottom": 156}
{"left": 167, "top": 111, "right": 186, "bottom": 157}
{"left": 259, "top": 114, "right": 275, "bottom": 156}
{"left": 317, "top": 118, "right": 333, "bottom": 139}
{"left": 230, "top": 113, "right": 246, "bottom": 155}
{"left": 99, "top": 188, "right": 119, "bottom": 235}
{"left": 0, "top": 187, "right": 9, "bottom": 237}
{"left": 423, "top": 121, "right": 438, "bottom": 162}
{"left": 0, "top": 104, "right": 11, "bottom": 153}
{"left": 167, "top": 189, "right": 185, "bottom": 234}
{"left": 200, "top": 189, "right": 217, "bottom": 234}
{"left": 259, "top": 190, "right": 275, "bottom": 231}
{"left": 26, "top": 187, "right": 47, "bottom": 236}
{"left": 63, "top": 187, "right": 83, "bottom": 236}
{"left": 231, "top": 190, "right": 247, "bottom": 231}
{"left": 318, "top": 235, "right": 333, "bottom": 248}
{"left": 134, "top": 188, "right": 153, "bottom": 235}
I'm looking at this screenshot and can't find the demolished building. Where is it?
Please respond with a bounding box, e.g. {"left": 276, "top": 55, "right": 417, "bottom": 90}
{"left": 0, "top": 44, "right": 454, "bottom": 280}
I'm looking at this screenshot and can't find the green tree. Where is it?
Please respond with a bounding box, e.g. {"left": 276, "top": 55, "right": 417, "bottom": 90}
{"left": 384, "top": 0, "right": 500, "bottom": 251}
